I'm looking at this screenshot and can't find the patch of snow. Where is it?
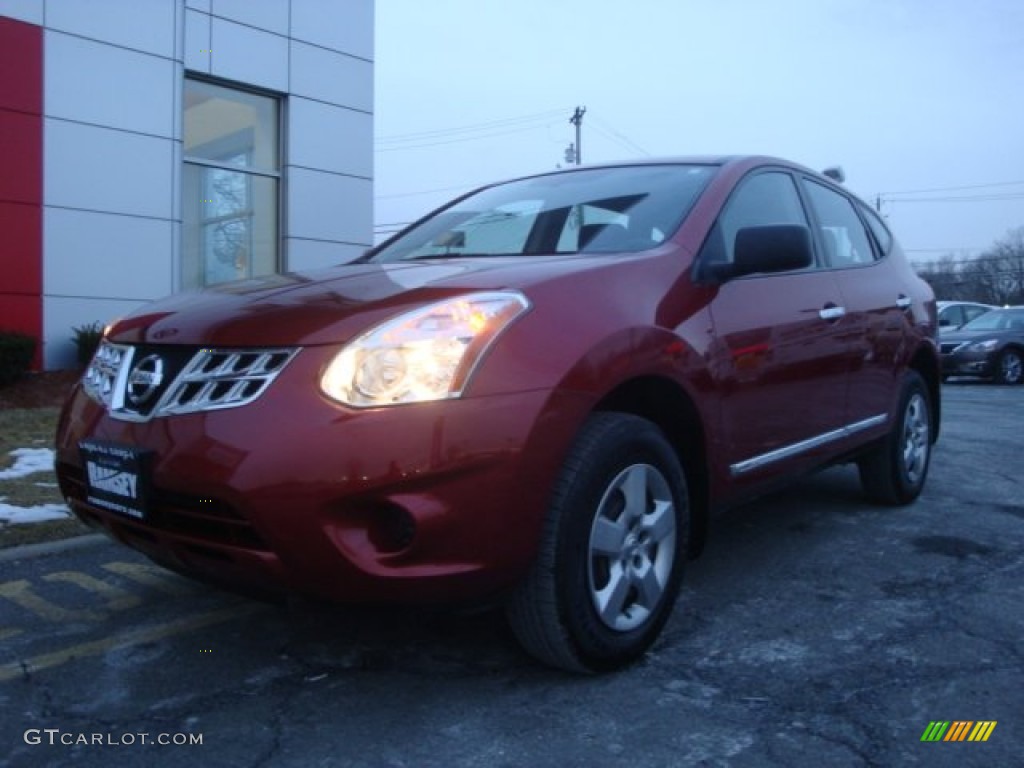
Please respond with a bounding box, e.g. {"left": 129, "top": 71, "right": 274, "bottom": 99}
{"left": 0, "top": 448, "right": 56, "bottom": 480}
{"left": 0, "top": 501, "right": 69, "bottom": 524}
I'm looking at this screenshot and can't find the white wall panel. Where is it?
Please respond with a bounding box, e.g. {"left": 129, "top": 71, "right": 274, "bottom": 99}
{"left": 286, "top": 238, "right": 364, "bottom": 273}
{"left": 45, "top": 208, "right": 174, "bottom": 301}
{"left": 213, "top": 0, "right": 288, "bottom": 35}
{"left": 46, "top": 0, "right": 176, "bottom": 58}
{"left": 46, "top": 32, "right": 175, "bottom": 138}
{"left": 291, "top": 0, "right": 373, "bottom": 60}
{"left": 287, "top": 168, "right": 372, "bottom": 245}
{"left": 184, "top": 9, "right": 212, "bottom": 74}
{"left": 291, "top": 41, "right": 372, "bottom": 112}
{"left": 210, "top": 18, "right": 288, "bottom": 92}
{"left": 45, "top": 119, "right": 175, "bottom": 220}
{"left": 0, "top": 0, "right": 43, "bottom": 25}
{"left": 44, "top": 296, "right": 148, "bottom": 369}
{"left": 289, "top": 98, "right": 372, "bottom": 178}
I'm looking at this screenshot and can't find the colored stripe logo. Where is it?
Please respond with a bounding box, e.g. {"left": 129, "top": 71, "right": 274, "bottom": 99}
{"left": 920, "top": 721, "right": 997, "bottom": 742}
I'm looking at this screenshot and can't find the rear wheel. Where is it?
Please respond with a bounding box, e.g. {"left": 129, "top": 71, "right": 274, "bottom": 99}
{"left": 858, "top": 371, "right": 932, "bottom": 505}
{"left": 505, "top": 413, "right": 688, "bottom": 673}
{"left": 994, "top": 349, "right": 1023, "bottom": 385}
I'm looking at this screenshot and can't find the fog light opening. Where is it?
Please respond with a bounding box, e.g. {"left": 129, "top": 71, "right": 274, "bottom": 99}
{"left": 368, "top": 503, "right": 417, "bottom": 553}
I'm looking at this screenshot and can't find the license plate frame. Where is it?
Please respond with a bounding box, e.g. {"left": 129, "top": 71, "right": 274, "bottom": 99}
{"left": 80, "top": 440, "right": 151, "bottom": 520}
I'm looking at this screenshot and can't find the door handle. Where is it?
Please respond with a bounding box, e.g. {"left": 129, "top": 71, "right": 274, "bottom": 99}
{"left": 819, "top": 305, "right": 846, "bottom": 321}
{"left": 896, "top": 295, "right": 912, "bottom": 310}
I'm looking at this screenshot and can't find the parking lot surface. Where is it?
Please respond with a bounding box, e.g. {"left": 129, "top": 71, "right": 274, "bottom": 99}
{"left": 1, "top": 382, "right": 1021, "bottom": 767}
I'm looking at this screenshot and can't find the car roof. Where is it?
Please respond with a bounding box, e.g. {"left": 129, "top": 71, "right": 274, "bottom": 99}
{"left": 479, "top": 155, "right": 833, "bottom": 193}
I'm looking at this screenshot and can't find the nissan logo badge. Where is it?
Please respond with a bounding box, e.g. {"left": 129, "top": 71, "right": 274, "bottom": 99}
{"left": 126, "top": 354, "right": 165, "bottom": 406}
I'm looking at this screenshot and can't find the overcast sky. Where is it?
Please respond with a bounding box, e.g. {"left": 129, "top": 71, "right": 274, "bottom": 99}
{"left": 373, "top": 0, "right": 1024, "bottom": 259}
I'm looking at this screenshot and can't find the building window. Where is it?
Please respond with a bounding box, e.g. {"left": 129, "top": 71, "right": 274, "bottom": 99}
{"left": 183, "top": 78, "right": 280, "bottom": 289}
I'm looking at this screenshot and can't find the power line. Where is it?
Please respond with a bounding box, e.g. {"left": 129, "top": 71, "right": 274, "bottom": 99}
{"left": 879, "top": 179, "right": 1024, "bottom": 197}
{"left": 375, "top": 121, "right": 558, "bottom": 152}
{"left": 375, "top": 109, "right": 569, "bottom": 145}
{"left": 590, "top": 116, "right": 651, "bottom": 157}
{"left": 375, "top": 182, "right": 482, "bottom": 200}
{"left": 885, "top": 192, "right": 1024, "bottom": 203}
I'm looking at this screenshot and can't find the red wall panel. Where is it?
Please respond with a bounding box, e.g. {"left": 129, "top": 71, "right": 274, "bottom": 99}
{"left": 0, "top": 201, "right": 41, "bottom": 294}
{"left": 0, "top": 16, "right": 43, "bottom": 367}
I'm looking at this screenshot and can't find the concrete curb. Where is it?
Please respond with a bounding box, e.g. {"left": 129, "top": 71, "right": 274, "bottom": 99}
{"left": 0, "top": 533, "right": 108, "bottom": 563}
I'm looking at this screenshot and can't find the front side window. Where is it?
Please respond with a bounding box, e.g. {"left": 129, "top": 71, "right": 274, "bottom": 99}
{"left": 183, "top": 79, "right": 280, "bottom": 289}
{"left": 370, "top": 165, "right": 716, "bottom": 262}
{"left": 697, "top": 171, "right": 809, "bottom": 269}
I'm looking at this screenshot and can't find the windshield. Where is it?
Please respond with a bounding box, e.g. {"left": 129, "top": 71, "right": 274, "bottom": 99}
{"left": 962, "top": 308, "right": 1024, "bottom": 332}
{"left": 370, "top": 164, "right": 716, "bottom": 262}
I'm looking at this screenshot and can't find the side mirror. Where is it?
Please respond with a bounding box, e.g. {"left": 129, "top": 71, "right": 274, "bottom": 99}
{"left": 707, "top": 225, "right": 813, "bottom": 282}
{"left": 433, "top": 230, "right": 466, "bottom": 248}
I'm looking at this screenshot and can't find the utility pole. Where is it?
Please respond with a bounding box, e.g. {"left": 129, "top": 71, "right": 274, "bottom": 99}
{"left": 569, "top": 106, "right": 586, "bottom": 165}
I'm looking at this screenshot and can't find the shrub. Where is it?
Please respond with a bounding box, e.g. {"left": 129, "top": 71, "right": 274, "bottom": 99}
{"left": 0, "top": 331, "right": 36, "bottom": 386}
{"left": 72, "top": 322, "right": 104, "bottom": 367}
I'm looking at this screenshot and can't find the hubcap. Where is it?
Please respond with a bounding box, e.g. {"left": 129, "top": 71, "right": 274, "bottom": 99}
{"left": 1002, "top": 352, "right": 1022, "bottom": 384}
{"left": 901, "top": 393, "right": 930, "bottom": 485}
{"left": 587, "top": 463, "right": 676, "bottom": 632}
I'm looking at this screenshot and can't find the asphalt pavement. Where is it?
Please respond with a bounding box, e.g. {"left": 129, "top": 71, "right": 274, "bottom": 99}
{"left": 1, "top": 382, "right": 1021, "bottom": 767}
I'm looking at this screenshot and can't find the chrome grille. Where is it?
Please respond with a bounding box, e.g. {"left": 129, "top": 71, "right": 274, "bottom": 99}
{"left": 159, "top": 349, "right": 298, "bottom": 416}
{"left": 82, "top": 342, "right": 134, "bottom": 409}
{"left": 940, "top": 342, "right": 964, "bottom": 355}
{"left": 82, "top": 341, "right": 298, "bottom": 421}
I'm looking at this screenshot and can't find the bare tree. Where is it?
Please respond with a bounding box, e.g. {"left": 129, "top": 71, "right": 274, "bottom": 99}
{"left": 986, "top": 227, "right": 1024, "bottom": 305}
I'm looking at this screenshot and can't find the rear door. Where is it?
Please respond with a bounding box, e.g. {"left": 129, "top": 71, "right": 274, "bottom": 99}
{"left": 700, "top": 171, "right": 854, "bottom": 482}
{"left": 800, "top": 180, "right": 907, "bottom": 430}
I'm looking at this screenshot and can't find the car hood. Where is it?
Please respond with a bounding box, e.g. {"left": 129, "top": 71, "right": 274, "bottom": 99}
{"left": 107, "top": 255, "right": 624, "bottom": 347}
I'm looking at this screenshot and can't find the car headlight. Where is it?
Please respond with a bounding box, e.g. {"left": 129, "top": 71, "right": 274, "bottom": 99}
{"left": 965, "top": 339, "right": 998, "bottom": 353}
{"left": 320, "top": 291, "right": 530, "bottom": 407}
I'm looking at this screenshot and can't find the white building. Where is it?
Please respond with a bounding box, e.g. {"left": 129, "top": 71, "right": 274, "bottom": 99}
{"left": 0, "top": 0, "right": 374, "bottom": 369}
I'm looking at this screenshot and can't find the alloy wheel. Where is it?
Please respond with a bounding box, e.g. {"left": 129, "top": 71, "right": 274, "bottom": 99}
{"left": 587, "top": 463, "right": 677, "bottom": 632}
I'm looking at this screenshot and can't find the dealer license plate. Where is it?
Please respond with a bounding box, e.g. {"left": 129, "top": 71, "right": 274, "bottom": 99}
{"left": 80, "top": 440, "right": 151, "bottom": 519}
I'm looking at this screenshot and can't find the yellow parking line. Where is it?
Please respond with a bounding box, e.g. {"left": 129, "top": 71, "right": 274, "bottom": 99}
{"left": 43, "top": 571, "right": 142, "bottom": 611}
{"left": 0, "top": 602, "right": 265, "bottom": 683}
{"left": 0, "top": 579, "right": 103, "bottom": 622}
{"left": 101, "top": 562, "right": 195, "bottom": 595}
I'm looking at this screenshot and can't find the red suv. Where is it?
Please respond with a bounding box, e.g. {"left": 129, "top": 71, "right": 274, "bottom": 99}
{"left": 55, "top": 157, "right": 940, "bottom": 672}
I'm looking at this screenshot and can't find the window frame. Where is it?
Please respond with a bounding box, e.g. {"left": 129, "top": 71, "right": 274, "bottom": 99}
{"left": 181, "top": 74, "right": 285, "bottom": 290}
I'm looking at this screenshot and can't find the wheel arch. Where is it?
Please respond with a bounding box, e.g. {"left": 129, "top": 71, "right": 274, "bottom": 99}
{"left": 592, "top": 375, "right": 710, "bottom": 558}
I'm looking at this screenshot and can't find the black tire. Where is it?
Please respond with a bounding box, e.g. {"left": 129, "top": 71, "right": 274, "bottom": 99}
{"left": 505, "top": 413, "right": 689, "bottom": 673}
{"left": 858, "top": 371, "right": 932, "bottom": 505}
{"left": 994, "top": 348, "right": 1023, "bottom": 385}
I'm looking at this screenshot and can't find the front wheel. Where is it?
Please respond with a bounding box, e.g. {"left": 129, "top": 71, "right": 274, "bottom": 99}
{"left": 505, "top": 413, "right": 689, "bottom": 673}
{"left": 858, "top": 371, "right": 933, "bottom": 505}
{"left": 994, "top": 348, "right": 1023, "bottom": 385}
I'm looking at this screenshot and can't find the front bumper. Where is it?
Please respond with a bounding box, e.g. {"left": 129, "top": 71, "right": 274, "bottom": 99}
{"left": 55, "top": 348, "right": 589, "bottom": 604}
{"left": 941, "top": 348, "right": 996, "bottom": 378}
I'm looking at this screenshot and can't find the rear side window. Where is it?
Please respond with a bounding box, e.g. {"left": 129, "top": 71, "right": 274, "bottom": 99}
{"left": 803, "top": 180, "right": 877, "bottom": 268}
{"left": 699, "top": 171, "right": 809, "bottom": 268}
{"left": 859, "top": 204, "right": 892, "bottom": 256}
